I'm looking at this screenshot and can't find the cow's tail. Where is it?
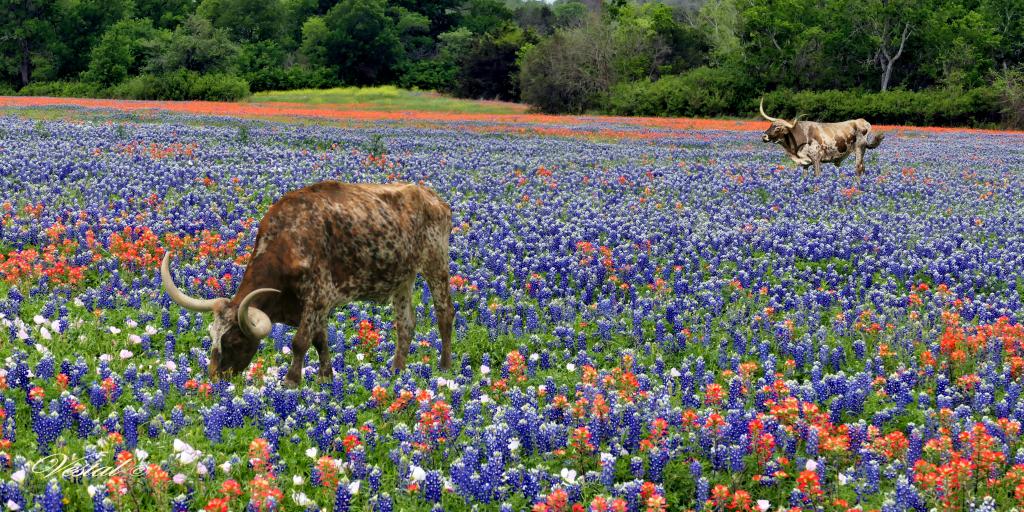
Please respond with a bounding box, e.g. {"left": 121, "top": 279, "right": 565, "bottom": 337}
{"left": 866, "top": 132, "right": 885, "bottom": 149}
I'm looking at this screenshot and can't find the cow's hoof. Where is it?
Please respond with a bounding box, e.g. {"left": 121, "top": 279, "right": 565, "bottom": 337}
{"left": 318, "top": 367, "right": 334, "bottom": 383}
{"left": 283, "top": 377, "right": 301, "bottom": 389}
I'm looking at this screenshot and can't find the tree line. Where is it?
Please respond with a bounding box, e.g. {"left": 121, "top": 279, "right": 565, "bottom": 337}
{"left": 2, "top": 0, "right": 1023, "bottom": 126}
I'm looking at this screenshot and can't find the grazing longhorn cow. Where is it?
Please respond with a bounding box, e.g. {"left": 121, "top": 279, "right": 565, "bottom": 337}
{"left": 161, "top": 181, "right": 454, "bottom": 388}
{"left": 759, "top": 98, "right": 884, "bottom": 177}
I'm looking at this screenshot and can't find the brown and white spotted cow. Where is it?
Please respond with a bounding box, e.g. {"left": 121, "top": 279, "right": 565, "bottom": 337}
{"left": 759, "top": 98, "right": 885, "bottom": 177}
{"left": 160, "top": 181, "right": 454, "bottom": 388}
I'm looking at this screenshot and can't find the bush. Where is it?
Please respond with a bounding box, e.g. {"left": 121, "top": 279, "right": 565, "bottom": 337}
{"left": 16, "top": 81, "right": 104, "bottom": 98}
{"left": 244, "top": 67, "right": 338, "bottom": 93}
{"left": 605, "top": 65, "right": 751, "bottom": 117}
{"left": 760, "top": 88, "right": 1001, "bottom": 127}
{"left": 607, "top": 69, "right": 1003, "bottom": 128}
{"left": 188, "top": 73, "right": 251, "bottom": 101}
{"left": 109, "top": 71, "right": 249, "bottom": 101}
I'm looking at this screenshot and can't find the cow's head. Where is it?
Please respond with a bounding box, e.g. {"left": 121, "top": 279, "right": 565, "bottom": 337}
{"left": 161, "top": 252, "right": 278, "bottom": 378}
{"left": 759, "top": 97, "right": 801, "bottom": 143}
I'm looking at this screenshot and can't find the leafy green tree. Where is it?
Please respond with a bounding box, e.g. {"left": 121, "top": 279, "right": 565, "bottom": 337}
{"left": 457, "top": 0, "right": 515, "bottom": 35}
{"left": 981, "top": 0, "right": 1024, "bottom": 71}
{"left": 552, "top": 1, "right": 590, "bottom": 28}
{"left": 300, "top": 16, "right": 331, "bottom": 66}
{"left": 452, "top": 26, "right": 530, "bottom": 100}
{"left": 197, "top": 0, "right": 286, "bottom": 43}
{"left": 0, "top": 0, "right": 58, "bottom": 86}
{"left": 519, "top": 21, "right": 617, "bottom": 113}
{"left": 696, "top": 0, "right": 741, "bottom": 64}
{"left": 136, "top": 0, "right": 198, "bottom": 29}
{"left": 51, "top": 0, "right": 134, "bottom": 79}
{"left": 390, "top": 0, "right": 462, "bottom": 35}
{"left": 84, "top": 19, "right": 168, "bottom": 86}
{"left": 319, "top": 0, "right": 404, "bottom": 85}
{"left": 147, "top": 15, "right": 240, "bottom": 75}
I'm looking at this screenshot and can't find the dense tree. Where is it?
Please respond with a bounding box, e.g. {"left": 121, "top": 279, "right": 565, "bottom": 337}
{"left": 146, "top": 16, "right": 240, "bottom": 75}
{"left": 1, "top": 0, "right": 58, "bottom": 86}
{"left": 318, "top": 0, "right": 403, "bottom": 85}
{"left": 84, "top": 19, "right": 167, "bottom": 86}
{"left": 197, "top": 0, "right": 287, "bottom": 43}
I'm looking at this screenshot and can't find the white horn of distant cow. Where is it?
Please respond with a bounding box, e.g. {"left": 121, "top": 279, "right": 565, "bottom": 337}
{"left": 161, "top": 252, "right": 227, "bottom": 312}
{"left": 237, "top": 288, "right": 278, "bottom": 339}
{"left": 759, "top": 97, "right": 795, "bottom": 128}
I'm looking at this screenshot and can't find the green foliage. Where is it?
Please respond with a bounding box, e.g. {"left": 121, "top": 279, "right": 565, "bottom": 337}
{"left": 83, "top": 19, "right": 165, "bottom": 86}
{"left": 759, "top": 88, "right": 1002, "bottom": 127}
{"left": 16, "top": 80, "right": 104, "bottom": 98}
{"left": 606, "top": 65, "right": 751, "bottom": 117}
{"left": 197, "top": 0, "right": 286, "bottom": 43}
{"left": 994, "top": 67, "right": 1024, "bottom": 129}
{"left": 317, "top": 0, "right": 404, "bottom": 85}
{"left": 145, "top": 15, "right": 240, "bottom": 75}
{"left": 518, "top": 21, "right": 618, "bottom": 113}
{"left": 108, "top": 71, "right": 250, "bottom": 101}
{"left": 244, "top": 66, "right": 338, "bottom": 92}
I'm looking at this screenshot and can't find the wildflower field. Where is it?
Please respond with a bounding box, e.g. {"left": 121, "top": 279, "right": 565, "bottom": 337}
{"left": 2, "top": 101, "right": 1024, "bottom": 512}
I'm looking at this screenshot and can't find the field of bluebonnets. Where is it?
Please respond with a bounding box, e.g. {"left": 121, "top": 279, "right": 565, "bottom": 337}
{"left": 2, "top": 105, "right": 1024, "bottom": 512}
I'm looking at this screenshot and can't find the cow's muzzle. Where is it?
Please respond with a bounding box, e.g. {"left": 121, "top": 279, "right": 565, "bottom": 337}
{"left": 762, "top": 134, "right": 771, "bottom": 143}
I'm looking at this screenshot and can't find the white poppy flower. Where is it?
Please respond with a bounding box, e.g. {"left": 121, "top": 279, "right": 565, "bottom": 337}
{"left": 560, "top": 468, "right": 577, "bottom": 484}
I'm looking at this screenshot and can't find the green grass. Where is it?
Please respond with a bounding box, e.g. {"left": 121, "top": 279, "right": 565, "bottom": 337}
{"left": 249, "top": 86, "right": 528, "bottom": 115}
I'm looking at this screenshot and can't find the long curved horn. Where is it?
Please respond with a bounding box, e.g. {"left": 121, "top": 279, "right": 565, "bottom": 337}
{"left": 759, "top": 97, "right": 795, "bottom": 128}
{"left": 161, "top": 251, "right": 227, "bottom": 312}
{"left": 237, "top": 288, "right": 279, "bottom": 339}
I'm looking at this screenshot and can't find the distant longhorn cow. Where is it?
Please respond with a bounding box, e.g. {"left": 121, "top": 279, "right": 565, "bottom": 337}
{"left": 759, "top": 98, "right": 884, "bottom": 176}
{"left": 161, "top": 181, "right": 454, "bottom": 388}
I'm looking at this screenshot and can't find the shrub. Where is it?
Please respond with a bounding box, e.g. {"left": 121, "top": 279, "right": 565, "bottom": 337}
{"left": 760, "top": 88, "right": 1001, "bottom": 127}
{"left": 605, "top": 65, "right": 750, "bottom": 117}
{"left": 244, "top": 67, "right": 338, "bottom": 93}
{"left": 16, "top": 81, "right": 103, "bottom": 98}
{"left": 109, "top": 71, "right": 249, "bottom": 101}
{"left": 188, "top": 73, "right": 251, "bottom": 101}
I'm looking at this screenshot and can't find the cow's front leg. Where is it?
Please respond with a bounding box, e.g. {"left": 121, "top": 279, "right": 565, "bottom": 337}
{"left": 284, "top": 313, "right": 319, "bottom": 388}
{"left": 813, "top": 158, "right": 822, "bottom": 177}
{"left": 391, "top": 281, "right": 415, "bottom": 372}
{"left": 854, "top": 145, "right": 866, "bottom": 176}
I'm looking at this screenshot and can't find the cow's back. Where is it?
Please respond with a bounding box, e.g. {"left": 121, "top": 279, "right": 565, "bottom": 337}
{"left": 257, "top": 181, "right": 450, "bottom": 301}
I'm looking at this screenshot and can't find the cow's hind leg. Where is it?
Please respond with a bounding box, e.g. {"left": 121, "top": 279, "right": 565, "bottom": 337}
{"left": 425, "top": 265, "right": 454, "bottom": 371}
{"left": 391, "top": 280, "right": 415, "bottom": 372}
